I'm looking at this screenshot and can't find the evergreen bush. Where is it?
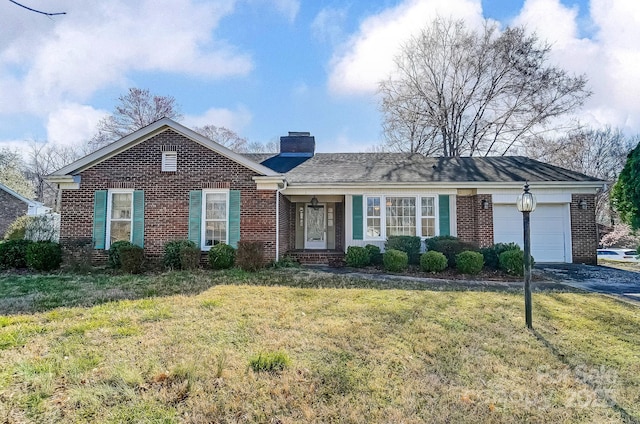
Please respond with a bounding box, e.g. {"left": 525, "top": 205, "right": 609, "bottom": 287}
{"left": 365, "top": 244, "right": 383, "bottom": 265}
{"left": 345, "top": 246, "right": 370, "bottom": 268}
{"left": 163, "top": 240, "right": 197, "bottom": 270}
{"left": 208, "top": 243, "right": 235, "bottom": 270}
{"left": 108, "top": 240, "right": 134, "bottom": 269}
{"left": 119, "top": 244, "right": 145, "bottom": 274}
{"left": 455, "top": 251, "right": 484, "bottom": 275}
{"left": 25, "top": 241, "right": 62, "bottom": 271}
{"left": 385, "top": 236, "right": 422, "bottom": 264}
{"left": 420, "top": 250, "right": 448, "bottom": 273}
{"left": 0, "top": 239, "right": 33, "bottom": 269}
{"left": 383, "top": 249, "right": 408, "bottom": 272}
{"left": 480, "top": 242, "right": 521, "bottom": 270}
{"left": 236, "top": 241, "right": 264, "bottom": 272}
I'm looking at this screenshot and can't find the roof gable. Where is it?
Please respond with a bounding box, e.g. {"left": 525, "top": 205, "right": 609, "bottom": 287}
{"left": 51, "top": 118, "right": 279, "bottom": 177}
{"left": 0, "top": 183, "right": 40, "bottom": 206}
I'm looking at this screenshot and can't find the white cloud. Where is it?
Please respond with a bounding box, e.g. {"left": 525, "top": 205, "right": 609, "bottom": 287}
{"left": 183, "top": 106, "right": 252, "bottom": 132}
{"left": 271, "top": 0, "right": 300, "bottom": 23}
{"left": 311, "top": 7, "right": 348, "bottom": 45}
{"left": 513, "top": 0, "right": 579, "bottom": 48}
{"left": 327, "top": 0, "right": 483, "bottom": 95}
{"left": 0, "top": 0, "right": 252, "bottom": 115}
{"left": 46, "top": 104, "right": 107, "bottom": 147}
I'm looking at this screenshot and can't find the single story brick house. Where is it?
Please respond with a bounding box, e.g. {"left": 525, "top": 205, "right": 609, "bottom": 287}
{"left": 49, "top": 118, "right": 604, "bottom": 265}
{"left": 0, "top": 182, "right": 50, "bottom": 237}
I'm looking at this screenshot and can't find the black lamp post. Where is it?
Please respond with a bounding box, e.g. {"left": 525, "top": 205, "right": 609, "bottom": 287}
{"left": 516, "top": 182, "right": 536, "bottom": 329}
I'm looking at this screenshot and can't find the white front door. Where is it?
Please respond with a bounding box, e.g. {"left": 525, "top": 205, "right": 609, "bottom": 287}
{"left": 305, "top": 204, "right": 327, "bottom": 249}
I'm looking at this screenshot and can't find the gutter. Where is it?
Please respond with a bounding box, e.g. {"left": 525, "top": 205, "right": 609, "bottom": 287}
{"left": 275, "top": 179, "right": 288, "bottom": 261}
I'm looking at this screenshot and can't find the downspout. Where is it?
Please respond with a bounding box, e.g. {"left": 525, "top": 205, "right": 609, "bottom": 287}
{"left": 275, "top": 179, "right": 288, "bottom": 262}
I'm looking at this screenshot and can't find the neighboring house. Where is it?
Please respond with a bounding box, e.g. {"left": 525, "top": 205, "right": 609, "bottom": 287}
{"left": 0, "top": 183, "right": 50, "bottom": 237}
{"left": 48, "top": 118, "right": 604, "bottom": 265}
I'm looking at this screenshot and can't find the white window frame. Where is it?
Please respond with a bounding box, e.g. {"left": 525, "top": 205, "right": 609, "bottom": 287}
{"left": 162, "top": 151, "right": 177, "bottom": 172}
{"left": 363, "top": 195, "right": 439, "bottom": 241}
{"left": 105, "top": 189, "right": 134, "bottom": 249}
{"left": 365, "top": 196, "right": 383, "bottom": 240}
{"left": 201, "top": 189, "right": 230, "bottom": 250}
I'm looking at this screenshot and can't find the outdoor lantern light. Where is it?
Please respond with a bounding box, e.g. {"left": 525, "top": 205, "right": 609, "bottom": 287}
{"left": 310, "top": 196, "right": 319, "bottom": 208}
{"left": 578, "top": 198, "right": 587, "bottom": 210}
{"left": 481, "top": 199, "right": 489, "bottom": 210}
{"left": 517, "top": 181, "right": 536, "bottom": 329}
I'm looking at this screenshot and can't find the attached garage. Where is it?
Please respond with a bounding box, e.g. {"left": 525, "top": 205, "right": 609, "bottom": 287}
{"left": 492, "top": 198, "right": 572, "bottom": 263}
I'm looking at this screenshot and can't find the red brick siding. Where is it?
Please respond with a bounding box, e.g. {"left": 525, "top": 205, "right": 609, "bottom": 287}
{"left": 277, "top": 194, "right": 292, "bottom": 260}
{"left": 0, "top": 189, "right": 28, "bottom": 236}
{"left": 59, "top": 129, "right": 276, "bottom": 263}
{"left": 570, "top": 194, "right": 597, "bottom": 264}
{"left": 456, "top": 194, "right": 493, "bottom": 248}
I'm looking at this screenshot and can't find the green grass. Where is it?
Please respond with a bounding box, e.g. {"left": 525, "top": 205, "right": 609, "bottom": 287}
{"left": 0, "top": 268, "right": 638, "bottom": 423}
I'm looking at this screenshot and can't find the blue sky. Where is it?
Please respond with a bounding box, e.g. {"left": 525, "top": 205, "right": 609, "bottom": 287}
{"left": 1, "top": 0, "right": 638, "bottom": 154}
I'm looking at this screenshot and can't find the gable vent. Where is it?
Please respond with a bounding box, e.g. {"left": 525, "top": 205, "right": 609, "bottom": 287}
{"left": 162, "top": 151, "right": 177, "bottom": 172}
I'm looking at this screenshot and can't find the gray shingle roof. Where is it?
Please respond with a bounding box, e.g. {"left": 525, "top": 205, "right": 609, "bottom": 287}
{"left": 279, "top": 153, "right": 602, "bottom": 184}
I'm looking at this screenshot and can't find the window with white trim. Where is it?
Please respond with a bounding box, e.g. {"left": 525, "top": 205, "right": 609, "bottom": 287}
{"left": 162, "top": 151, "right": 177, "bottom": 172}
{"left": 363, "top": 195, "right": 437, "bottom": 240}
{"left": 106, "top": 190, "right": 133, "bottom": 248}
{"left": 421, "top": 197, "right": 436, "bottom": 237}
{"left": 366, "top": 196, "right": 381, "bottom": 238}
{"left": 386, "top": 197, "right": 416, "bottom": 236}
{"left": 202, "top": 190, "right": 229, "bottom": 247}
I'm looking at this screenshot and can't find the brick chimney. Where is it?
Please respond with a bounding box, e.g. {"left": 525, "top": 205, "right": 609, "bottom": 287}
{"left": 280, "top": 132, "right": 315, "bottom": 156}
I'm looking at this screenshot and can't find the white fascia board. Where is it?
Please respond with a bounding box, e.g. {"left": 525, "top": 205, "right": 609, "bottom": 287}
{"left": 46, "top": 175, "right": 80, "bottom": 189}
{"left": 51, "top": 118, "right": 278, "bottom": 177}
{"left": 253, "top": 176, "right": 285, "bottom": 190}
{"left": 282, "top": 180, "right": 605, "bottom": 194}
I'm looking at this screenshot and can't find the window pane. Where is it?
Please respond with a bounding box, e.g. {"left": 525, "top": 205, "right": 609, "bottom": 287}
{"left": 367, "top": 218, "right": 380, "bottom": 237}
{"left": 421, "top": 197, "right": 434, "bottom": 217}
{"left": 367, "top": 197, "right": 380, "bottom": 217}
{"left": 206, "top": 193, "right": 227, "bottom": 220}
{"left": 111, "top": 193, "right": 132, "bottom": 219}
{"left": 205, "top": 221, "right": 227, "bottom": 246}
{"left": 422, "top": 217, "right": 435, "bottom": 237}
{"left": 386, "top": 197, "right": 416, "bottom": 236}
{"left": 110, "top": 221, "right": 131, "bottom": 243}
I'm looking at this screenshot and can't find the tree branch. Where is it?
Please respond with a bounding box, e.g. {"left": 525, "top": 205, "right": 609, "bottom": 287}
{"left": 9, "top": 0, "right": 66, "bottom": 16}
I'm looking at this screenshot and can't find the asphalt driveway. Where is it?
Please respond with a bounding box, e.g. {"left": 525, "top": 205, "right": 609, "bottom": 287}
{"left": 537, "top": 263, "right": 640, "bottom": 303}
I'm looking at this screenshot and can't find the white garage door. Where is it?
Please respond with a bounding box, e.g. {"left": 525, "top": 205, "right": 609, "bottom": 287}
{"left": 493, "top": 204, "right": 571, "bottom": 263}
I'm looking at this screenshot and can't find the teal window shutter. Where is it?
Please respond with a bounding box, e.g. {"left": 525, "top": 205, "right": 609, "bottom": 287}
{"left": 228, "top": 190, "right": 241, "bottom": 248}
{"left": 132, "top": 190, "right": 145, "bottom": 247}
{"left": 92, "top": 190, "right": 107, "bottom": 249}
{"left": 352, "top": 195, "right": 363, "bottom": 240}
{"left": 439, "top": 195, "right": 450, "bottom": 236}
{"left": 188, "top": 190, "right": 202, "bottom": 246}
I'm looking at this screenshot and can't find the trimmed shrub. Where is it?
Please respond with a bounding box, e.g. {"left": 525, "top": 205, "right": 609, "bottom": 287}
{"left": 429, "top": 238, "right": 479, "bottom": 267}
{"left": 272, "top": 256, "right": 300, "bottom": 269}
{"left": 499, "top": 249, "right": 534, "bottom": 276}
{"left": 108, "top": 240, "right": 134, "bottom": 269}
{"left": 25, "top": 241, "right": 62, "bottom": 271}
{"left": 119, "top": 244, "right": 145, "bottom": 274}
{"left": 480, "top": 242, "right": 521, "bottom": 270}
{"left": 236, "top": 241, "right": 264, "bottom": 272}
{"left": 345, "top": 246, "right": 370, "bottom": 268}
{"left": 208, "top": 243, "right": 235, "bottom": 270}
{"left": 0, "top": 239, "right": 33, "bottom": 269}
{"left": 4, "top": 215, "right": 29, "bottom": 240}
{"left": 383, "top": 249, "right": 408, "bottom": 272}
{"left": 420, "top": 250, "right": 448, "bottom": 273}
{"left": 385, "top": 236, "right": 421, "bottom": 264}
{"left": 249, "top": 350, "right": 291, "bottom": 373}
{"left": 456, "top": 251, "right": 484, "bottom": 275}
{"left": 365, "top": 244, "right": 383, "bottom": 266}
{"left": 425, "top": 235, "right": 459, "bottom": 252}
{"left": 180, "top": 246, "right": 201, "bottom": 270}
{"left": 163, "top": 240, "right": 197, "bottom": 270}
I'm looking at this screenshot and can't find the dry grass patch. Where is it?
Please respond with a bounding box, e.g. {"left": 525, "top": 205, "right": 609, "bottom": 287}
{"left": 0, "top": 269, "right": 638, "bottom": 422}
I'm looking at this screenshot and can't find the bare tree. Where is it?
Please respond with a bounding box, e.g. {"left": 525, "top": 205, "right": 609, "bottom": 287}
{"left": 526, "top": 126, "right": 636, "bottom": 224}
{"left": 0, "top": 148, "right": 33, "bottom": 198}
{"left": 25, "top": 142, "right": 80, "bottom": 206}
{"left": 379, "top": 18, "right": 590, "bottom": 157}
{"left": 194, "top": 125, "right": 249, "bottom": 153}
{"left": 246, "top": 140, "right": 278, "bottom": 153}
{"left": 90, "top": 88, "right": 182, "bottom": 149}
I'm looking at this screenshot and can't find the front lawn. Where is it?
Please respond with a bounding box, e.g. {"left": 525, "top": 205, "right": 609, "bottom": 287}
{"left": 0, "top": 269, "right": 638, "bottom": 423}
